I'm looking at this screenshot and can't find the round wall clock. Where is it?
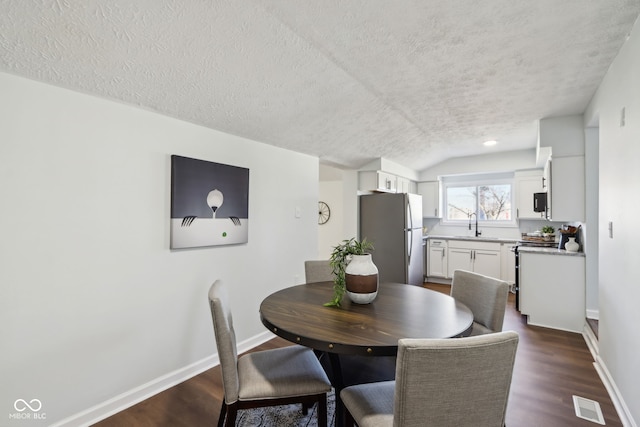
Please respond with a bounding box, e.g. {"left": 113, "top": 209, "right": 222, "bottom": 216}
{"left": 318, "top": 201, "right": 331, "bottom": 225}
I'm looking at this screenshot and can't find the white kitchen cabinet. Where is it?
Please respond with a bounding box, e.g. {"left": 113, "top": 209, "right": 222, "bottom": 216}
{"left": 515, "top": 169, "right": 547, "bottom": 219}
{"left": 417, "top": 181, "right": 441, "bottom": 218}
{"left": 474, "top": 249, "right": 502, "bottom": 278}
{"left": 359, "top": 171, "right": 396, "bottom": 193}
{"left": 377, "top": 171, "right": 396, "bottom": 192}
{"left": 396, "top": 176, "right": 410, "bottom": 194}
{"left": 519, "top": 251, "right": 585, "bottom": 332}
{"left": 427, "top": 239, "right": 448, "bottom": 278}
{"left": 500, "top": 243, "right": 516, "bottom": 284}
{"left": 447, "top": 240, "right": 501, "bottom": 279}
{"left": 448, "top": 247, "right": 473, "bottom": 274}
{"left": 359, "top": 171, "right": 416, "bottom": 194}
{"left": 550, "top": 156, "right": 585, "bottom": 221}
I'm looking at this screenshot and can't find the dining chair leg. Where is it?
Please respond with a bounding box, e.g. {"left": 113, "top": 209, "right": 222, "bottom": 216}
{"left": 318, "top": 394, "right": 327, "bottom": 427}
{"left": 224, "top": 404, "right": 238, "bottom": 427}
{"left": 216, "top": 402, "right": 226, "bottom": 427}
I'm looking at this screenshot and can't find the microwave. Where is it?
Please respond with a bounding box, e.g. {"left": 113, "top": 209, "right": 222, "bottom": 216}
{"left": 533, "top": 192, "right": 547, "bottom": 213}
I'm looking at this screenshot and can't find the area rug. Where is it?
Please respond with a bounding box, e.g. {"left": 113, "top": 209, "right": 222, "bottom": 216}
{"left": 234, "top": 390, "right": 336, "bottom": 426}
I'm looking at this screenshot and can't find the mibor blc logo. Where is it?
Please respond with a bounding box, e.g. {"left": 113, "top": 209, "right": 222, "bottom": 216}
{"left": 9, "top": 399, "right": 46, "bottom": 421}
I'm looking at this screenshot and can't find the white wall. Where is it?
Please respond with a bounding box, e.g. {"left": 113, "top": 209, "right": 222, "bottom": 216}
{"left": 538, "top": 115, "right": 586, "bottom": 156}
{"left": 318, "top": 180, "right": 344, "bottom": 258}
{"left": 0, "top": 72, "right": 319, "bottom": 426}
{"left": 318, "top": 164, "right": 359, "bottom": 259}
{"left": 584, "top": 16, "right": 640, "bottom": 425}
{"left": 584, "top": 127, "right": 599, "bottom": 318}
{"left": 418, "top": 148, "right": 537, "bottom": 181}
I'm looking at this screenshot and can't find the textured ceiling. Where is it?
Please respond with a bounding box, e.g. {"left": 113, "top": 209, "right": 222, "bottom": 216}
{"left": 1, "top": 1, "right": 639, "bottom": 171}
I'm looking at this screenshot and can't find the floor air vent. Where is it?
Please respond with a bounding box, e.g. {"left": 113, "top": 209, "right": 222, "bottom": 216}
{"left": 573, "top": 395, "right": 605, "bottom": 425}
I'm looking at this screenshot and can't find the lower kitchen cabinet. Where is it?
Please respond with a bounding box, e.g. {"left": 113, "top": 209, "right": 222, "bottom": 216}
{"left": 519, "top": 251, "right": 585, "bottom": 332}
{"left": 427, "top": 239, "right": 448, "bottom": 278}
{"left": 447, "top": 240, "right": 501, "bottom": 278}
{"left": 447, "top": 247, "right": 473, "bottom": 273}
{"left": 500, "top": 243, "right": 516, "bottom": 285}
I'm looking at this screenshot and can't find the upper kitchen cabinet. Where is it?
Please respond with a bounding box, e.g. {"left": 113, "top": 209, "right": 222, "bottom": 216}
{"left": 536, "top": 115, "right": 585, "bottom": 222}
{"left": 417, "top": 181, "right": 441, "bottom": 218}
{"left": 359, "top": 170, "right": 396, "bottom": 192}
{"left": 359, "top": 171, "right": 415, "bottom": 194}
{"left": 397, "top": 176, "right": 414, "bottom": 194}
{"left": 550, "top": 155, "right": 585, "bottom": 222}
{"left": 514, "top": 169, "right": 547, "bottom": 219}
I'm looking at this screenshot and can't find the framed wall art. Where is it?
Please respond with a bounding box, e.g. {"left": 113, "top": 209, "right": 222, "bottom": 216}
{"left": 170, "top": 155, "right": 249, "bottom": 249}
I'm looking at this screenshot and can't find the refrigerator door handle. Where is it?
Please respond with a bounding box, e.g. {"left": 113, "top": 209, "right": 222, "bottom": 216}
{"left": 407, "top": 196, "right": 414, "bottom": 264}
{"left": 407, "top": 197, "right": 414, "bottom": 230}
{"left": 408, "top": 228, "right": 413, "bottom": 263}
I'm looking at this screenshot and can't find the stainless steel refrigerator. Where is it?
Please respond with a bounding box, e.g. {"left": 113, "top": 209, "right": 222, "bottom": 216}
{"left": 359, "top": 192, "right": 424, "bottom": 286}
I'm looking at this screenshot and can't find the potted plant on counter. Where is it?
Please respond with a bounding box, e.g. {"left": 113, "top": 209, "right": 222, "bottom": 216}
{"left": 541, "top": 225, "right": 555, "bottom": 241}
{"left": 324, "top": 238, "right": 375, "bottom": 307}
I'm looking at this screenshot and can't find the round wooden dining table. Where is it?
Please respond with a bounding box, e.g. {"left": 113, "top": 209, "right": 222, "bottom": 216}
{"left": 260, "top": 281, "right": 473, "bottom": 426}
{"left": 260, "top": 281, "right": 474, "bottom": 357}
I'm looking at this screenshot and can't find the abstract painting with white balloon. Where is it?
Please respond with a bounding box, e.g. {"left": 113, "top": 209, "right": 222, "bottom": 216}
{"left": 170, "top": 155, "right": 249, "bottom": 249}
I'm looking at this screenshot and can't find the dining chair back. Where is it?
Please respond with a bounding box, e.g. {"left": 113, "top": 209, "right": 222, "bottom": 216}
{"left": 341, "top": 331, "right": 519, "bottom": 427}
{"left": 304, "top": 260, "right": 334, "bottom": 283}
{"left": 208, "top": 280, "right": 332, "bottom": 427}
{"left": 450, "top": 269, "right": 510, "bottom": 335}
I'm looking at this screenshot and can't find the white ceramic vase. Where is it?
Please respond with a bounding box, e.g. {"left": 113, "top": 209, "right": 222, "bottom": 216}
{"left": 345, "top": 254, "right": 379, "bottom": 304}
{"left": 565, "top": 237, "right": 579, "bottom": 252}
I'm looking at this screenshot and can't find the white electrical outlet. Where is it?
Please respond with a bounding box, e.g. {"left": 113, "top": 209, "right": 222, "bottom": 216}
{"left": 295, "top": 206, "right": 301, "bottom": 218}
{"left": 620, "top": 107, "right": 626, "bottom": 127}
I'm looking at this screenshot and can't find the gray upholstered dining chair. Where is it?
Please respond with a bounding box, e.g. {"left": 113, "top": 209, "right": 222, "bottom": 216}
{"left": 208, "top": 280, "right": 332, "bottom": 427}
{"left": 450, "top": 269, "right": 510, "bottom": 336}
{"left": 304, "top": 259, "right": 334, "bottom": 283}
{"left": 340, "top": 331, "right": 519, "bottom": 427}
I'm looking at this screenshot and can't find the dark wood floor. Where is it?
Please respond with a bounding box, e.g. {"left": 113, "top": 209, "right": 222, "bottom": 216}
{"left": 94, "top": 283, "right": 621, "bottom": 426}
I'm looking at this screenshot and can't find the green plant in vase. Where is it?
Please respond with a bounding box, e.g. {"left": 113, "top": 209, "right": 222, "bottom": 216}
{"left": 324, "top": 238, "right": 374, "bottom": 307}
{"left": 541, "top": 225, "right": 555, "bottom": 235}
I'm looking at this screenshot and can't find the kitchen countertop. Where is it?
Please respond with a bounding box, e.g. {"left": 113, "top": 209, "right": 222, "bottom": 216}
{"left": 424, "top": 235, "right": 518, "bottom": 244}
{"left": 517, "top": 246, "right": 585, "bottom": 257}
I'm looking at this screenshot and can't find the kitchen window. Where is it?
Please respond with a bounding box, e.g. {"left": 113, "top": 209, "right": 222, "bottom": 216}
{"left": 442, "top": 173, "right": 514, "bottom": 225}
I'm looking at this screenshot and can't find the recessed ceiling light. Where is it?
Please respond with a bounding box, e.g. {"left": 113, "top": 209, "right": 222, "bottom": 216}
{"left": 483, "top": 140, "right": 497, "bottom": 146}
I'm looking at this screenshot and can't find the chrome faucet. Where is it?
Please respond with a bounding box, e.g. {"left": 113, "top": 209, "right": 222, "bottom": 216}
{"left": 468, "top": 212, "right": 482, "bottom": 237}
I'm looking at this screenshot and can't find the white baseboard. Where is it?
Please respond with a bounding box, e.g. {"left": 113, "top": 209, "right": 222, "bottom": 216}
{"left": 593, "top": 355, "right": 637, "bottom": 427}
{"left": 425, "top": 277, "right": 451, "bottom": 285}
{"left": 582, "top": 324, "right": 599, "bottom": 360}
{"left": 525, "top": 318, "right": 584, "bottom": 334}
{"left": 582, "top": 326, "right": 636, "bottom": 426}
{"left": 586, "top": 309, "right": 599, "bottom": 320}
{"left": 50, "top": 330, "right": 276, "bottom": 427}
